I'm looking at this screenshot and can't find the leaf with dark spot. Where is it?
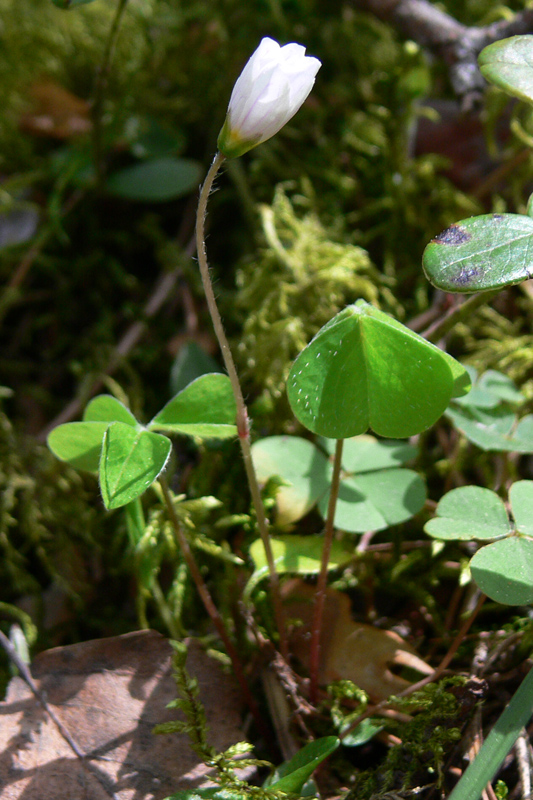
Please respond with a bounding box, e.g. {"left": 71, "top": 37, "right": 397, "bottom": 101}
{"left": 432, "top": 224, "right": 471, "bottom": 245}
{"left": 423, "top": 213, "right": 533, "bottom": 292}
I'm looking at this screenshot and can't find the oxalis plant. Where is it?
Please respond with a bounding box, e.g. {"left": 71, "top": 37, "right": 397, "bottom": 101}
{"left": 45, "top": 25, "right": 533, "bottom": 800}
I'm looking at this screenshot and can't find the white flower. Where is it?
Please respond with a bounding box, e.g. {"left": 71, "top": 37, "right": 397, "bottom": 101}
{"left": 217, "top": 37, "right": 321, "bottom": 159}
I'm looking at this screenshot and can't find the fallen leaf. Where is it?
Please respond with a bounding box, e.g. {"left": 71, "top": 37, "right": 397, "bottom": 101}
{"left": 19, "top": 81, "right": 91, "bottom": 139}
{"left": 284, "top": 581, "right": 432, "bottom": 702}
{"left": 0, "top": 630, "right": 247, "bottom": 799}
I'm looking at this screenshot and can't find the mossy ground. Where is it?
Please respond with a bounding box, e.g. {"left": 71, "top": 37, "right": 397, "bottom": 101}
{"left": 2, "top": 0, "right": 533, "bottom": 796}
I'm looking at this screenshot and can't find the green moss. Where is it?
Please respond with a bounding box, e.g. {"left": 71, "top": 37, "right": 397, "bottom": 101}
{"left": 233, "top": 184, "right": 385, "bottom": 419}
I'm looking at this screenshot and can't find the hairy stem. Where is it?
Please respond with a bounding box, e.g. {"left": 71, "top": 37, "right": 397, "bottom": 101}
{"left": 309, "top": 438, "right": 344, "bottom": 704}
{"left": 92, "top": 0, "right": 129, "bottom": 183}
{"left": 196, "top": 152, "right": 288, "bottom": 659}
{"left": 158, "top": 476, "right": 268, "bottom": 737}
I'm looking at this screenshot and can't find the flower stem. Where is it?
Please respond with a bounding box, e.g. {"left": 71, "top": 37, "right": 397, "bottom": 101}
{"left": 309, "top": 438, "right": 344, "bottom": 704}
{"left": 158, "top": 475, "right": 269, "bottom": 737}
{"left": 195, "top": 153, "right": 288, "bottom": 659}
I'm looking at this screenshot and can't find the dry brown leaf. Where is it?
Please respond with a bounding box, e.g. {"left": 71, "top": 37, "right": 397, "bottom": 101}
{"left": 0, "top": 630, "right": 247, "bottom": 800}
{"left": 285, "top": 581, "right": 432, "bottom": 702}
{"left": 19, "top": 81, "right": 91, "bottom": 139}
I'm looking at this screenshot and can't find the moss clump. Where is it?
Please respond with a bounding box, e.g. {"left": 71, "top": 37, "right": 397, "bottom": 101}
{"left": 234, "top": 185, "right": 387, "bottom": 420}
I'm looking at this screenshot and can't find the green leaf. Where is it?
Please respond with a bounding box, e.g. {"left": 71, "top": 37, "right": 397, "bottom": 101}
{"left": 470, "top": 537, "right": 533, "bottom": 605}
{"left": 106, "top": 157, "right": 202, "bottom": 202}
{"left": 170, "top": 342, "right": 221, "bottom": 396}
{"left": 479, "top": 36, "right": 533, "bottom": 106}
{"left": 246, "top": 535, "right": 352, "bottom": 597}
{"left": 510, "top": 481, "right": 533, "bottom": 535}
{"left": 47, "top": 422, "right": 110, "bottom": 472}
{"left": 341, "top": 718, "right": 384, "bottom": 747}
{"left": 322, "top": 434, "right": 417, "bottom": 472}
{"left": 447, "top": 405, "right": 533, "bottom": 452}
{"left": 150, "top": 374, "right": 237, "bottom": 439}
{"left": 455, "top": 369, "right": 523, "bottom": 409}
{"left": 265, "top": 737, "right": 339, "bottom": 794}
{"left": 251, "top": 436, "right": 329, "bottom": 525}
{"left": 83, "top": 395, "right": 138, "bottom": 426}
{"left": 99, "top": 422, "right": 171, "bottom": 509}
{"left": 322, "top": 468, "right": 426, "bottom": 533}
{"left": 287, "top": 301, "right": 470, "bottom": 439}
{"left": 423, "top": 213, "right": 533, "bottom": 293}
{"left": 52, "top": 0, "right": 96, "bottom": 7}
{"left": 425, "top": 486, "right": 511, "bottom": 541}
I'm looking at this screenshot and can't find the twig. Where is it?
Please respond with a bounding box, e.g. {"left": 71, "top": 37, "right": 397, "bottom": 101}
{"left": 353, "top": 0, "right": 533, "bottom": 109}
{"left": 38, "top": 235, "right": 196, "bottom": 441}
{"left": 515, "top": 729, "right": 532, "bottom": 800}
{"left": 421, "top": 289, "right": 500, "bottom": 343}
{"left": 340, "top": 593, "right": 486, "bottom": 739}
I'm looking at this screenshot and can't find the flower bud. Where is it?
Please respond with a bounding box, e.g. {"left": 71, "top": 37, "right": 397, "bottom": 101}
{"left": 217, "top": 37, "right": 321, "bottom": 159}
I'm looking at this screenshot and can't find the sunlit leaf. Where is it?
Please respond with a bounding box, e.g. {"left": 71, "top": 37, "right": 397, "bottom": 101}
{"left": 150, "top": 374, "right": 237, "bottom": 439}
{"left": 83, "top": 395, "right": 138, "bottom": 426}
{"left": 471, "top": 537, "right": 533, "bottom": 605}
{"left": 425, "top": 486, "right": 511, "bottom": 541}
{"left": 288, "top": 301, "right": 469, "bottom": 439}
{"left": 245, "top": 535, "right": 352, "bottom": 597}
{"left": 47, "top": 422, "right": 110, "bottom": 472}
{"left": 251, "top": 436, "right": 329, "bottom": 525}
{"left": 100, "top": 422, "right": 171, "bottom": 509}
{"left": 423, "top": 213, "right": 533, "bottom": 293}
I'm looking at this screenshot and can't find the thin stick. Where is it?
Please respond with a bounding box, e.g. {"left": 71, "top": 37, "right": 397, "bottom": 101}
{"left": 158, "top": 476, "right": 270, "bottom": 740}
{"left": 92, "top": 0, "right": 129, "bottom": 183}
{"left": 195, "top": 152, "right": 288, "bottom": 658}
{"left": 309, "top": 438, "right": 344, "bottom": 704}
{"left": 422, "top": 290, "right": 500, "bottom": 343}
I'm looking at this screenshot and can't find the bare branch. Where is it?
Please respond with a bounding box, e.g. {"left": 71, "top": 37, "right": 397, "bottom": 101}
{"left": 353, "top": 0, "right": 533, "bottom": 110}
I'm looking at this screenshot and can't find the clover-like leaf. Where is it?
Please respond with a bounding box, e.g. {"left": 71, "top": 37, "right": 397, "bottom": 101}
{"left": 251, "top": 436, "right": 329, "bottom": 526}
{"left": 447, "top": 406, "right": 533, "bottom": 453}
{"left": 423, "top": 213, "right": 533, "bottom": 293}
{"left": 427, "top": 481, "right": 533, "bottom": 605}
{"left": 425, "top": 486, "right": 511, "bottom": 541}
{"left": 245, "top": 535, "right": 352, "bottom": 598}
{"left": 479, "top": 36, "right": 533, "bottom": 106}
{"left": 47, "top": 395, "right": 140, "bottom": 472}
{"left": 323, "top": 468, "right": 426, "bottom": 533}
{"left": 321, "top": 434, "right": 417, "bottom": 472}
{"left": 470, "top": 537, "right": 533, "bottom": 605}
{"left": 83, "top": 395, "right": 138, "bottom": 426}
{"left": 99, "top": 422, "right": 171, "bottom": 509}
{"left": 47, "top": 422, "right": 111, "bottom": 472}
{"left": 510, "top": 480, "right": 533, "bottom": 535}
{"left": 288, "top": 301, "right": 470, "bottom": 439}
{"left": 150, "top": 374, "right": 237, "bottom": 439}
